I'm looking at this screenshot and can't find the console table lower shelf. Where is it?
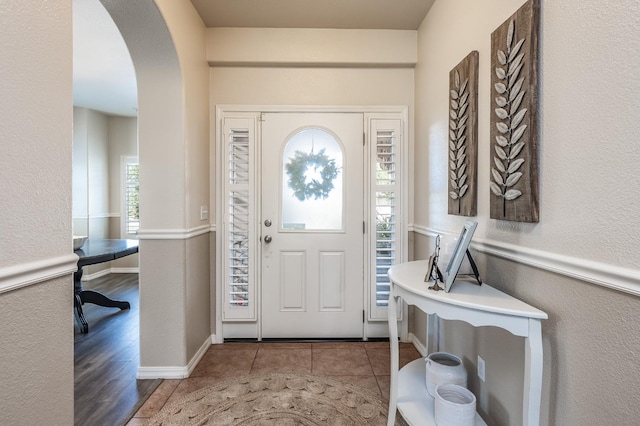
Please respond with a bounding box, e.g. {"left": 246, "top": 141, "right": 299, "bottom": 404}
{"left": 397, "top": 358, "right": 486, "bottom": 425}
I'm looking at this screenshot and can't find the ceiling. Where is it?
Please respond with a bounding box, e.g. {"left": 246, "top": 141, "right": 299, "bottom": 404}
{"left": 73, "top": 0, "right": 138, "bottom": 117}
{"left": 190, "top": 0, "right": 434, "bottom": 30}
{"left": 73, "top": 0, "right": 435, "bottom": 117}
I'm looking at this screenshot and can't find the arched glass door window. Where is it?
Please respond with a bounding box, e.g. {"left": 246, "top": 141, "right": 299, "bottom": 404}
{"left": 281, "top": 128, "right": 344, "bottom": 231}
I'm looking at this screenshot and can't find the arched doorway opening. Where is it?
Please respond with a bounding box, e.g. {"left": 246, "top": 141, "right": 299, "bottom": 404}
{"left": 98, "top": 0, "right": 212, "bottom": 379}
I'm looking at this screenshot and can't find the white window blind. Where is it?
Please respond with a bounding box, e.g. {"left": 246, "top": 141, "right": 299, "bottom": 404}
{"left": 222, "top": 119, "right": 257, "bottom": 320}
{"left": 122, "top": 156, "right": 139, "bottom": 238}
{"left": 369, "top": 119, "right": 403, "bottom": 319}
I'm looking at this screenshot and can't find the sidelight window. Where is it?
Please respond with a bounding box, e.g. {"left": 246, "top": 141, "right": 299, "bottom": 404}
{"left": 368, "top": 118, "right": 403, "bottom": 320}
{"left": 222, "top": 119, "right": 257, "bottom": 321}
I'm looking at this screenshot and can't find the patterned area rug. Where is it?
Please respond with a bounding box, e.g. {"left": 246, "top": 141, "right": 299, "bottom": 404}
{"left": 145, "top": 373, "right": 394, "bottom": 425}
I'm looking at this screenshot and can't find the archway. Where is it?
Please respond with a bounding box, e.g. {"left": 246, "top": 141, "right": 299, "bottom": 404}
{"left": 99, "top": 0, "right": 212, "bottom": 377}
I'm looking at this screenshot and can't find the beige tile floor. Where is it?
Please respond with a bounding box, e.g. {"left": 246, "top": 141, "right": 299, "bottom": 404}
{"left": 126, "top": 341, "right": 421, "bottom": 425}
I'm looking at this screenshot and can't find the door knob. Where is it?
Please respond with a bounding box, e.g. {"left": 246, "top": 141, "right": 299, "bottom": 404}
{"left": 264, "top": 235, "right": 272, "bottom": 243}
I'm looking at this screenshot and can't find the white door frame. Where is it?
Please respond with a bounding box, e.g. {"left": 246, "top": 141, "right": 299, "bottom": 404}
{"left": 215, "top": 105, "right": 409, "bottom": 341}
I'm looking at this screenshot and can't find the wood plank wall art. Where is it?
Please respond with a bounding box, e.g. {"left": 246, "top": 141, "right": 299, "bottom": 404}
{"left": 490, "top": 0, "right": 540, "bottom": 222}
{"left": 448, "top": 51, "right": 479, "bottom": 217}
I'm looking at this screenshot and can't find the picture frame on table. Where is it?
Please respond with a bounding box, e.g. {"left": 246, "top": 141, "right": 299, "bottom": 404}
{"left": 443, "top": 221, "right": 479, "bottom": 292}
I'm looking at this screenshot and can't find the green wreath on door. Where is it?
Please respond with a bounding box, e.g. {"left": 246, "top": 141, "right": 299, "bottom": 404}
{"left": 285, "top": 149, "right": 339, "bottom": 201}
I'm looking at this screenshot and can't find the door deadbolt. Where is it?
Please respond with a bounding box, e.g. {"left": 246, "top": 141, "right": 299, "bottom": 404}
{"left": 264, "top": 219, "right": 272, "bottom": 227}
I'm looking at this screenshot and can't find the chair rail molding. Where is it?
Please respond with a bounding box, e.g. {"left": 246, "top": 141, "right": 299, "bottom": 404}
{"left": 137, "top": 224, "right": 211, "bottom": 240}
{"left": 0, "top": 254, "right": 79, "bottom": 294}
{"left": 412, "top": 225, "right": 640, "bottom": 296}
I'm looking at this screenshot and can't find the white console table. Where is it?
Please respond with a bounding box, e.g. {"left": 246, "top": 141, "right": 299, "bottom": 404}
{"left": 387, "top": 260, "right": 547, "bottom": 426}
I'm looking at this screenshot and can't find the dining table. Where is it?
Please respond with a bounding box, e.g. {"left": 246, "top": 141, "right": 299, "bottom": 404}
{"left": 73, "top": 239, "right": 139, "bottom": 333}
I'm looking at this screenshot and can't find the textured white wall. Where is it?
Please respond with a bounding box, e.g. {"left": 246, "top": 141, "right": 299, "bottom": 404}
{"left": 72, "top": 108, "right": 113, "bottom": 235}
{"left": 108, "top": 115, "right": 138, "bottom": 218}
{"left": 206, "top": 28, "right": 417, "bottom": 66}
{"left": 209, "top": 27, "right": 417, "bottom": 220}
{"left": 73, "top": 107, "right": 112, "bottom": 275}
{"left": 0, "top": 1, "right": 74, "bottom": 264}
{"left": 532, "top": 0, "right": 640, "bottom": 267}
{"left": 73, "top": 108, "right": 89, "bottom": 223}
{"left": 101, "top": 0, "right": 185, "bottom": 231}
{"left": 0, "top": 278, "right": 74, "bottom": 425}
{"left": 210, "top": 65, "right": 415, "bottom": 223}
{"left": 87, "top": 109, "right": 110, "bottom": 219}
{"left": 157, "top": 0, "right": 211, "bottom": 230}
{"left": 107, "top": 116, "right": 140, "bottom": 269}
{"left": 0, "top": 0, "right": 74, "bottom": 424}
{"left": 415, "top": 0, "right": 640, "bottom": 268}
{"left": 414, "top": 0, "right": 640, "bottom": 424}
{"left": 211, "top": 67, "right": 414, "bottom": 106}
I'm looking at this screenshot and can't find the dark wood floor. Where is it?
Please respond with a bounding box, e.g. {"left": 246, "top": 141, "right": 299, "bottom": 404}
{"left": 74, "top": 273, "right": 161, "bottom": 426}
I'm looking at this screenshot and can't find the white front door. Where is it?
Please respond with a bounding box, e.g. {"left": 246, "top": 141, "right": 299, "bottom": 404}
{"left": 261, "top": 113, "right": 364, "bottom": 338}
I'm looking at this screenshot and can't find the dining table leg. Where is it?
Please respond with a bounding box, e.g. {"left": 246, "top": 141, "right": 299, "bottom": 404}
{"left": 73, "top": 265, "right": 130, "bottom": 333}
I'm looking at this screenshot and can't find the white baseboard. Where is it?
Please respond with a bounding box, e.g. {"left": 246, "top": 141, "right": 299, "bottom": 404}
{"left": 211, "top": 333, "right": 224, "bottom": 344}
{"left": 137, "top": 336, "right": 211, "bottom": 379}
{"left": 110, "top": 267, "right": 139, "bottom": 274}
{"left": 82, "top": 268, "right": 111, "bottom": 281}
{"left": 186, "top": 337, "right": 212, "bottom": 375}
{"left": 137, "top": 365, "right": 190, "bottom": 380}
{"left": 408, "top": 332, "right": 428, "bottom": 357}
{"left": 83, "top": 267, "right": 139, "bottom": 281}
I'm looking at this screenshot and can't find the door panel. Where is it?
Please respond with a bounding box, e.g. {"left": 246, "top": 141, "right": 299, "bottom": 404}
{"left": 280, "top": 251, "right": 305, "bottom": 311}
{"left": 261, "top": 113, "right": 364, "bottom": 338}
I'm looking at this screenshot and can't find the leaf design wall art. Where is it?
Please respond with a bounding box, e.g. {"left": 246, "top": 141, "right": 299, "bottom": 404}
{"left": 448, "top": 51, "right": 478, "bottom": 217}
{"left": 490, "top": 0, "right": 540, "bottom": 222}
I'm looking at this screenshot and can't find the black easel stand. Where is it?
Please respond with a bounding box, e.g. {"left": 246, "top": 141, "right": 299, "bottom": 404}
{"left": 456, "top": 249, "right": 482, "bottom": 285}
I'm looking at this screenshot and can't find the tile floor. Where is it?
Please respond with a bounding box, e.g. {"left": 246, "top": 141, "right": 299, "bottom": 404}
{"left": 126, "top": 341, "right": 422, "bottom": 424}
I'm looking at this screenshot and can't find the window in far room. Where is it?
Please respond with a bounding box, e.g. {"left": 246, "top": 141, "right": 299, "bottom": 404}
{"left": 122, "top": 156, "right": 139, "bottom": 238}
